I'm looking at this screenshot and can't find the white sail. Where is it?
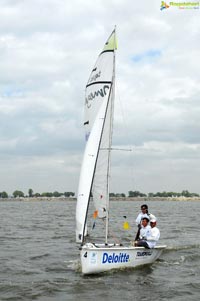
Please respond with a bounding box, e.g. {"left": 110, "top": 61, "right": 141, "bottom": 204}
{"left": 76, "top": 29, "right": 117, "bottom": 243}
{"left": 92, "top": 86, "right": 114, "bottom": 218}
{"left": 76, "top": 97, "right": 109, "bottom": 242}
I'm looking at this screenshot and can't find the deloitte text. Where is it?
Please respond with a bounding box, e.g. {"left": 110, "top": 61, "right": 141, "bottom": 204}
{"left": 102, "top": 252, "right": 129, "bottom": 264}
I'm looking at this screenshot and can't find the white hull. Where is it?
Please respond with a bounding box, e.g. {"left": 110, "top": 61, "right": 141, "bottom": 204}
{"left": 80, "top": 243, "right": 166, "bottom": 275}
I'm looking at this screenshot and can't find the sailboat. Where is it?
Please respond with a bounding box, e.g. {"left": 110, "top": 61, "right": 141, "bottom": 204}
{"left": 76, "top": 28, "right": 166, "bottom": 275}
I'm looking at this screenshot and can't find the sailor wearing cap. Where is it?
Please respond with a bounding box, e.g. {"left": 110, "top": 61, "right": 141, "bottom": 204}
{"left": 145, "top": 218, "right": 160, "bottom": 248}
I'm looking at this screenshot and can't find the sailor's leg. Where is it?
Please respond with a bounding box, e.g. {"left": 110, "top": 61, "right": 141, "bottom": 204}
{"left": 135, "top": 240, "right": 150, "bottom": 249}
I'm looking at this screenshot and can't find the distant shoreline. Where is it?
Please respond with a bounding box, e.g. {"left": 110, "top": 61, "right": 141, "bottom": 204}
{"left": 1, "top": 196, "right": 200, "bottom": 202}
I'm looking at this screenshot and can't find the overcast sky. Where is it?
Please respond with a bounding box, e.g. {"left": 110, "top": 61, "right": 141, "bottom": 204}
{"left": 0, "top": 0, "right": 199, "bottom": 195}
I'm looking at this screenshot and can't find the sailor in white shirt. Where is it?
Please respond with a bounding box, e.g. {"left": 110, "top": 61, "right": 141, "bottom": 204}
{"left": 139, "top": 217, "right": 151, "bottom": 239}
{"left": 135, "top": 204, "right": 156, "bottom": 227}
{"left": 145, "top": 218, "right": 160, "bottom": 248}
{"left": 135, "top": 204, "right": 156, "bottom": 241}
{"left": 134, "top": 217, "right": 151, "bottom": 248}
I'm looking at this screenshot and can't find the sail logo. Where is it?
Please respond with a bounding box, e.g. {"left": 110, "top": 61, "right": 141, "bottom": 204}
{"left": 86, "top": 85, "right": 110, "bottom": 108}
{"left": 90, "top": 71, "right": 101, "bottom": 83}
{"left": 102, "top": 252, "right": 130, "bottom": 264}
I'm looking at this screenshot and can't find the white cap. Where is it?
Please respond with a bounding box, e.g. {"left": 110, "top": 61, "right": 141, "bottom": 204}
{"left": 150, "top": 218, "right": 157, "bottom": 223}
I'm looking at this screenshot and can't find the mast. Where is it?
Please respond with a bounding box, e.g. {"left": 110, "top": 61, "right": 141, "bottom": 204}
{"left": 105, "top": 27, "right": 116, "bottom": 244}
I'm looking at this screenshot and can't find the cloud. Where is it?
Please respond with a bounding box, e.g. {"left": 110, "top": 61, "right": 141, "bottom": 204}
{"left": 0, "top": 0, "right": 200, "bottom": 194}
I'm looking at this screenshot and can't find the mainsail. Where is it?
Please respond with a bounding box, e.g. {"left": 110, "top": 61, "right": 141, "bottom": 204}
{"left": 76, "top": 29, "right": 117, "bottom": 243}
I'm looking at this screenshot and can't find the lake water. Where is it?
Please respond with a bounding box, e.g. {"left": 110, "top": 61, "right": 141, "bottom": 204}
{"left": 0, "top": 200, "right": 199, "bottom": 301}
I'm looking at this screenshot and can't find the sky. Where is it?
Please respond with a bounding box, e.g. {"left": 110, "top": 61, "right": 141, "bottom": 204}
{"left": 0, "top": 0, "right": 200, "bottom": 195}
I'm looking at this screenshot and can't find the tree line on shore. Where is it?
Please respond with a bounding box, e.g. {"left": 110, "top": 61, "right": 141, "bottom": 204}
{"left": 0, "top": 189, "right": 75, "bottom": 198}
{"left": 128, "top": 190, "right": 200, "bottom": 198}
{"left": 0, "top": 189, "right": 199, "bottom": 199}
{"left": 110, "top": 190, "right": 199, "bottom": 198}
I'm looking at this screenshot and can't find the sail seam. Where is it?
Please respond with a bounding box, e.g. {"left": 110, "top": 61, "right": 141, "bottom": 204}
{"left": 100, "top": 50, "right": 114, "bottom": 55}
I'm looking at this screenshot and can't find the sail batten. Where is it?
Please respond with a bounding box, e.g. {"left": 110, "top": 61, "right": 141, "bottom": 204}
{"left": 86, "top": 81, "right": 112, "bottom": 88}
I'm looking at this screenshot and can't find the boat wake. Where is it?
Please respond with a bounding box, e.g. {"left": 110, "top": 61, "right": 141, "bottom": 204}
{"left": 64, "top": 259, "right": 81, "bottom": 272}
{"left": 164, "top": 244, "right": 200, "bottom": 252}
{"left": 156, "top": 244, "right": 200, "bottom": 266}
